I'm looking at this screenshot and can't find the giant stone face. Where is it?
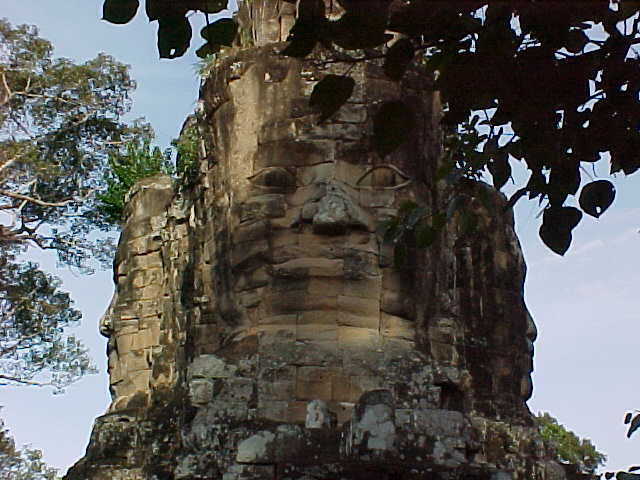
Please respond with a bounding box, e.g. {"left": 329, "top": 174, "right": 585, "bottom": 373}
{"left": 72, "top": 5, "right": 560, "bottom": 480}
{"left": 99, "top": 45, "right": 536, "bottom": 428}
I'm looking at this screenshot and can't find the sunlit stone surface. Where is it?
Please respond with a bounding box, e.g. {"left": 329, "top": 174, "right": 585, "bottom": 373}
{"left": 65, "top": 2, "right": 581, "bottom": 479}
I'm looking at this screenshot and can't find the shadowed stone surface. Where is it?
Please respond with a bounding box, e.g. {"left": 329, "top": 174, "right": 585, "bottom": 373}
{"left": 65, "top": 2, "right": 591, "bottom": 479}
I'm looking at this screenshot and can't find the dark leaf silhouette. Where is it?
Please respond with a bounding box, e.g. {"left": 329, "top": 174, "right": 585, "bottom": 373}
{"left": 90, "top": 1, "right": 640, "bottom": 254}
{"left": 201, "top": 18, "right": 237, "bottom": 46}
{"left": 196, "top": 42, "right": 221, "bottom": 58}
{"left": 631, "top": 467, "right": 640, "bottom": 472}
{"left": 506, "top": 187, "right": 528, "bottom": 210}
{"left": 384, "top": 38, "right": 415, "bottom": 81}
{"left": 548, "top": 160, "right": 580, "bottom": 207}
{"left": 282, "top": 0, "right": 325, "bottom": 57}
{"left": 373, "top": 101, "right": 415, "bottom": 157}
{"left": 281, "top": 24, "right": 319, "bottom": 57}
{"left": 298, "top": 0, "right": 326, "bottom": 21}
{"left": 329, "top": 12, "right": 391, "bottom": 50}
{"left": 488, "top": 153, "right": 511, "bottom": 190}
{"left": 579, "top": 180, "right": 615, "bottom": 218}
{"left": 565, "top": 28, "right": 589, "bottom": 53}
{"left": 627, "top": 413, "right": 640, "bottom": 438}
{"left": 330, "top": 0, "right": 391, "bottom": 49}
{"left": 394, "top": 242, "right": 408, "bottom": 267}
{"left": 146, "top": 0, "right": 187, "bottom": 21}
{"left": 197, "top": 0, "right": 228, "bottom": 13}
{"left": 539, "top": 206, "right": 582, "bottom": 255}
{"left": 398, "top": 200, "right": 418, "bottom": 216}
{"left": 103, "top": 0, "right": 139, "bottom": 24}
{"left": 158, "top": 15, "right": 192, "bottom": 59}
{"left": 309, "top": 75, "right": 355, "bottom": 123}
{"left": 625, "top": 412, "right": 633, "bottom": 424}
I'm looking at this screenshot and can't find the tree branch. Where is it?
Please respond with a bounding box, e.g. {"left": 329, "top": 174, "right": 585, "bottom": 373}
{"left": 17, "top": 91, "right": 82, "bottom": 106}
{"left": 0, "top": 374, "right": 49, "bottom": 387}
{"left": 0, "top": 189, "right": 73, "bottom": 207}
{"left": 0, "top": 72, "right": 12, "bottom": 107}
{"left": 0, "top": 157, "right": 18, "bottom": 175}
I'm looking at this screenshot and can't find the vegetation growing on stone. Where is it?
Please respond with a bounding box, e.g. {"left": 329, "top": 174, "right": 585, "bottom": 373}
{"left": 536, "top": 412, "right": 606, "bottom": 474}
{"left": 172, "top": 122, "right": 201, "bottom": 185}
{"left": 96, "top": 120, "right": 203, "bottom": 223}
{"left": 96, "top": 139, "right": 173, "bottom": 224}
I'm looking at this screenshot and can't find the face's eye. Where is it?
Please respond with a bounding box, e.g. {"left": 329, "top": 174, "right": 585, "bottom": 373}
{"left": 356, "top": 165, "right": 411, "bottom": 189}
{"left": 248, "top": 168, "right": 296, "bottom": 190}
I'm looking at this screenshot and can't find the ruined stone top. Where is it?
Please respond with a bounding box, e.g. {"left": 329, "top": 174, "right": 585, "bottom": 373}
{"left": 65, "top": 12, "right": 581, "bottom": 480}
{"left": 235, "top": 0, "right": 345, "bottom": 48}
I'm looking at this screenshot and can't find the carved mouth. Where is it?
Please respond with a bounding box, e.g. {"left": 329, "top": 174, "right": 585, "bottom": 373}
{"left": 311, "top": 221, "right": 348, "bottom": 236}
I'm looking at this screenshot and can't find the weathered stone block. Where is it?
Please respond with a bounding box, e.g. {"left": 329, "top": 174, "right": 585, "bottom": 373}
{"left": 381, "top": 313, "right": 414, "bottom": 341}
{"left": 258, "top": 313, "right": 297, "bottom": 325}
{"left": 236, "top": 431, "right": 276, "bottom": 464}
{"left": 337, "top": 312, "right": 380, "bottom": 330}
{"left": 342, "top": 275, "right": 382, "bottom": 299}
{"left": 189, "top": 355, "right": 238, "bottom": 379}
{"left": 412, "top": 409, "right": 465, "bottom": 438}
{"left": 337, "top": 326, "right": 381, "bottom": 349}
{"left": 297, "top": 309, "right": 337, "bottom": 325}
{"left": 189, "top": 379, "right": 214, "bottom": 406}
{"left": 295, "top": 367, "right": 335, "bottom": 401}
{"left": 231, "top": 239, "right": 269, "bottom": 268}
{"left": 305, "top": 400, "right": 336, "bottom": 429}
{"left": 271, "top": 257, "right": 344, "bottom": 278}
{"left": 258, "top": 380, "right": 295, "bottom": 401}
{"left": 296, "top": 323, "right": 338, "bottom": 342}
{"left": 129, "top": 370, "right": 151, "bottom": 392}
{"left": 262, "top": 293, "right": 338, "bottom": 315}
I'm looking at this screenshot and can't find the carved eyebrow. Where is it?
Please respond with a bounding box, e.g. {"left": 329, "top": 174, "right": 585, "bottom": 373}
{"left": 248, "top": 162, "right": 335, "bottom": 185}
{"left": 246, "top": 166, "right": 293, "bottom": 181}
{"left": 355, "top": 164, "right": 413, "bottom": 190}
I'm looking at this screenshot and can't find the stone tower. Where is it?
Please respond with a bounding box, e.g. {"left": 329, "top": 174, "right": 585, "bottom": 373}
{"left": 66, "top": 2, "right": 574, "bottom": 479}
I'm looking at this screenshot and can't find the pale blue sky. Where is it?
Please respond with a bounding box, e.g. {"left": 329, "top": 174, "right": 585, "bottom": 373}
{"left": 2, "top": 1, "right": 639, "bottom": 476}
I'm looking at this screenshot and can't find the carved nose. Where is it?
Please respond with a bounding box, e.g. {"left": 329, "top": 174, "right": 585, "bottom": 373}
{"left": 99, "top": 293, "right": 117, "bottom": 338}
{"left": 312, "top": 194, "right": 350, "bottom": 235}
{"left": 310, "top": 183, "right": 373, "bottom": 235}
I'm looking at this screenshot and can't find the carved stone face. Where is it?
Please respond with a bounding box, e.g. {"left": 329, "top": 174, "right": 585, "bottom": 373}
{"left": 228, "top": 157, "right": 422, "bottom": 348}
{"left": 100, "top": 49, "right": 536, "bottom": 425}
{"left": 98, "top": 175, "right": 175, "bottom": 411}
{"left": 76, "top": 15, "right": 560, "bottom": 480}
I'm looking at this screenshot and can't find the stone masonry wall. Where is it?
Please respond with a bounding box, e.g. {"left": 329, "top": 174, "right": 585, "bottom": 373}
{"left": 65, "top": 2, "right": 585, "bottom": 479}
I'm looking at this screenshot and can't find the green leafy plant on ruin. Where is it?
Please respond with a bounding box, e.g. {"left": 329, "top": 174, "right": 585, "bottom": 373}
{"left": 535, "top": 412, "right": 606, "bottom": 475}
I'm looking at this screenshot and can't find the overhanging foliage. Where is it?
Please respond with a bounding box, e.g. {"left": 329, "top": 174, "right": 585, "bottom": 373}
{"left": 102, "top": 0, "right": 640, "bottom": 255}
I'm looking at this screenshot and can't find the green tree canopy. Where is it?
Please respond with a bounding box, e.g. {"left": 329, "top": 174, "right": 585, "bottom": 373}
{"left": 0, "top": 18, "right": 149, "bottom": 266}
{"left": 0, "top": 18, "right": 150, "bottom": 390}
{"left": 0, "top": 417, "right": 58, "bottom": 479}
{"left": 102, "top": 0, "right": 640, "bottom": 255}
